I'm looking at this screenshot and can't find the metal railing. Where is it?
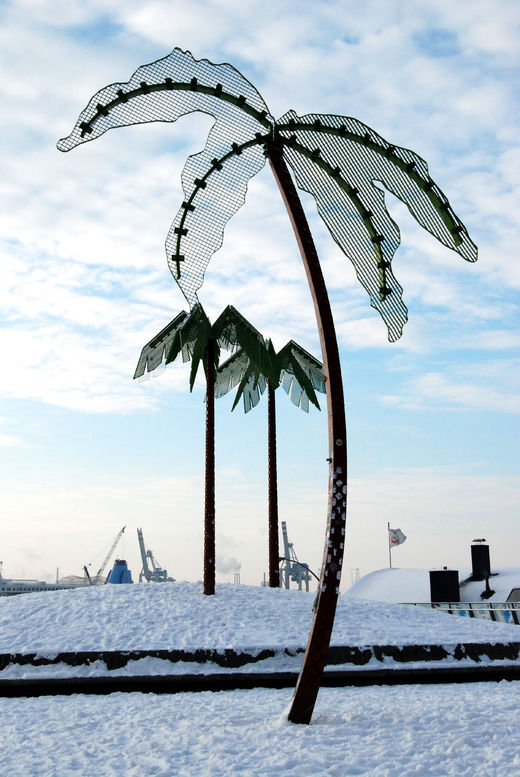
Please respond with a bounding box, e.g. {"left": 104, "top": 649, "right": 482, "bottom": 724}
{"left": 411, "top": 602, "right": 520, "bottom": 625}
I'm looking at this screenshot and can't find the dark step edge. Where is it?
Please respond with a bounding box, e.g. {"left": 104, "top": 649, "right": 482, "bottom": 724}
{"left": 1, "top": 641, "right": 519, "bottom": 672}
{"left": 2, "top": 664, "right": 520, "bottom": 698}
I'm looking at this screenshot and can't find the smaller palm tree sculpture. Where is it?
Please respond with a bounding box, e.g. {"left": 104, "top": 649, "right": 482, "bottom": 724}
{"left": 216, "top": 339, "right": 325, "bottom": 588}
{"left": 134, "top": 303, "right": 274, "bottom": 595}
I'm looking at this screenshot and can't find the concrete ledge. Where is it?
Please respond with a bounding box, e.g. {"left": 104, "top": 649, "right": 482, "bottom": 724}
{"left": 1, "top": 640, "right": 519, "bottom": 673}
{"left": 0, "top": 646, "right": 298, "bottom": 671}
{"left": 2, "top": 663, "right": 520, "bottom": 698}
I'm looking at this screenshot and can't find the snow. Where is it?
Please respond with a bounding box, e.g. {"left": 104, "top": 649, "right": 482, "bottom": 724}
{"left": 2, "top": 582, "right": 520, "bottom": 776}
{"left": 3, "top": 684, "right": 520, "bottom": 776}
{"left": 1, "top": 581, "right": 517, "bottom": 657}
{"left": 345, "top": 566, "right": 520, "bottom": 604}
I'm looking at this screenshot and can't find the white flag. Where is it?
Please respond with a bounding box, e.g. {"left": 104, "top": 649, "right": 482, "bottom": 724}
{"left": 389, "top": 528, "right": 406, "bottom": 548}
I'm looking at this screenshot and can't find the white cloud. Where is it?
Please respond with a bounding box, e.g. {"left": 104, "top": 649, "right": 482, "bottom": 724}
{"left": 0, "top": 433, "right": 28, "bottom": 448}
{"left": 382, "top": 359, "right": 520, "bottom": 414}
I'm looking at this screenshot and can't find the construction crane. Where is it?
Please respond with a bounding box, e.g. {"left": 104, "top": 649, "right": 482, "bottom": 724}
{"left": 137, "top": 528, "right": 174, "bottom": 583}
{"left": 279, "top": 521, "right": 314, "bottom": 592}
{"left": 85, "top": 526, "right": 126, "bottom": 585}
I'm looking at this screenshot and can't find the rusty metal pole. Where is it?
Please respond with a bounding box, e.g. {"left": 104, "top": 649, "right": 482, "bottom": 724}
{"left": 267, "top": 381, "right": 280, "bottom": 587}
{"left": 204, "top": 339, "right": 216, "bottom": 595}
{"left": 268, "top": 143, "right": 347, "bottom": 724}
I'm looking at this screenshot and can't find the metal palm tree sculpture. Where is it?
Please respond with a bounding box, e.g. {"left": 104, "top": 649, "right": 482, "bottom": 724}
{"left": 58, "top": 47, "right": 477, "bottom": 724}
{"left": 216, "top": 339, "right": 325, "bottom": 588}
{"left": 134, "top": 303, "right": 271, "bottom": 596}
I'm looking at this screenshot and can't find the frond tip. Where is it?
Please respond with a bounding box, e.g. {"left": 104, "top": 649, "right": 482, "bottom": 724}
{"left": 133, "top": 311, "right": 188, "bottom": 379}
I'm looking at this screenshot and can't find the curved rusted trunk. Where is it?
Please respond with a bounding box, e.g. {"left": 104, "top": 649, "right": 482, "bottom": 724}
{"left": 204, "top": 339, "right": 216, "bottom": 595}
{"left": 268, "top": 143, "right": 347, "bottom": 724}
{"left": 267, "top": 381, "right": 279, "bottom": 588}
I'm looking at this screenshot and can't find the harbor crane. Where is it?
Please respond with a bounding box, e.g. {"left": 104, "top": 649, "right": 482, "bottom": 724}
{"left": 84, "top": 526, "right": 126, "bottom": 585}
{"left": 279, "top": 521, "right": 315, "bottom": 592}
{"left": 137, "top": 528, "right": 174, "bottom": 583}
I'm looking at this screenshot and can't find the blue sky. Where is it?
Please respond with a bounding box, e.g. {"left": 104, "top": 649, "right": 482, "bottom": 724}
{"left": 1, "top": 0, "right": 519, "bottom": 587}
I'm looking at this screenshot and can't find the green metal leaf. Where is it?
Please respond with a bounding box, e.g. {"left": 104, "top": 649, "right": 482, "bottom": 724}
{"left": 277, "top": 111, "right": 478, "bottom": 342}
{"left": 233, "top": 362, "right": 267, "bottom": 413}
{"left": 215, "top": 349, "right": 250, "bottom": 396}
{"left": 217, "top": 337, "right": 324, "bottom": 415}
{"left": 279, "top": 340, "right": 325, "bottom": 395}
{"left": 216, "top": 350, "right": 267, "bottom": 413}
{"left": 133, "top": 310, "right": 188, "bottom": 379}
{"left": 212, "top": 306, "right": 276, "bottom": 384}
{"left": 57, "top": 48, "right": 274, "bottom": 308}
{"left": 277, "top": 342, "right": 322, "bottom": 412}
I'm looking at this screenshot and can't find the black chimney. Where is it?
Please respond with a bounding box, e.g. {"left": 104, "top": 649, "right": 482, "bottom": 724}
{"left": 471, "top": 540, "right": 490, "bottom": 581}
{"left": 429, "top": 568, "right": 460, "bottom": 603}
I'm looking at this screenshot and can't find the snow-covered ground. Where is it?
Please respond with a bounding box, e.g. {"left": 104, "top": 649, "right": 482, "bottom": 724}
{"left": 3, "top": 682, "right": 520, "bottom": 776}
{"left": 2, "top": 581, "right": 519, "bottom": 680}
{"left": 2, "top": 582, "right": 520, "bottom": 776}
{"left": 1, "top": 580, "right": 518, "bottom": 655}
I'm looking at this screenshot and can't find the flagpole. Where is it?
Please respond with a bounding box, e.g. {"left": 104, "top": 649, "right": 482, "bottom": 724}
{"left": 388, "top": 521, "right": 392, "bottom": 568}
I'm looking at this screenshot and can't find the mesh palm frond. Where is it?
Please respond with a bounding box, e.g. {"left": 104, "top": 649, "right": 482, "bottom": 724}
{"left": 59, "top": 50, "right": 477, "bottom": 344}
{"left": 163, "top": 303, "right": 214, "bottom": 390}
{"left": 215, "top": 349, "right": 249, "bottom": 396}
{"left": 166, "top": 304, "right": 209, "bottom": 364}
{"left": 57, "top": 48, "right": 274, "bottom": 307}
{"left": 133, "top": 310, "right": 188, "bottom": 379}
{"left": 212, "top": 306, "right": 276, "bottom": 384}
{"left": 216, "top": 349, "right": 267, "bottom": 413}
{"left": 281, "top": 340, "right": 326, "bottom": 394}
{"left": 212, "top": 305, "right": 262, "bottom": 351}
{"left": 276, "top": 341, "right": 323, "bottom": 412}
{"left": 276, "top": 111, "right": 478, "bottom": 342}
{"left": 279, "top": 370, "right": 310, "bottom": 412}
{"left": 216, "top": 336, "right": 324, "bottom": 414}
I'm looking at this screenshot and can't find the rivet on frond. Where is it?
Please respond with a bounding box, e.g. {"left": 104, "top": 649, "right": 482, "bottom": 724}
{"left": 171, "top": 254, "right": 185, "bottom": 279}
{"left": 79, "top": 122, "right": 92, "bottom": 137}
